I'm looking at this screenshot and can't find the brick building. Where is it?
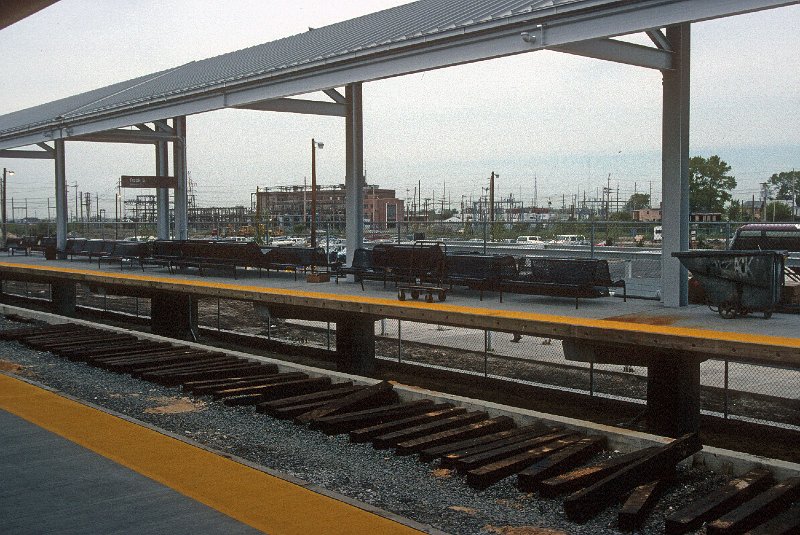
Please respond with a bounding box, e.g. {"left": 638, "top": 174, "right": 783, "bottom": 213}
{"left": 253, "top": 184, "right": 403, "bottom": 230}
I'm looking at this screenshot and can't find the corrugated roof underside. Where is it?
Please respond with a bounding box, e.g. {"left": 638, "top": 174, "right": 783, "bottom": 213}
{"left": 0, "top": 0, "right": 578, "bottom": 135}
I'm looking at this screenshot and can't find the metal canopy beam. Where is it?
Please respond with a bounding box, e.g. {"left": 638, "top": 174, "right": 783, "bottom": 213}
{"left": 0, "top": 149, "right": 55, "bottom": 159}
{"left": 1, "top": 0, "right": 793, "bottom": 150}
{"left": 234, "top": 97, "right": 346, "bottom": 117}
{"left": 70, "top": 129, "right": 178, "bottom": 145}
{"left": 555, "top": 38, "right": 673, "bottom": 70}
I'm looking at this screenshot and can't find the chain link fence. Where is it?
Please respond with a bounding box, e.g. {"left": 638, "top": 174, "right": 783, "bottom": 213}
{"left": 1, "top": 219, "right": 798, "bottom": 431}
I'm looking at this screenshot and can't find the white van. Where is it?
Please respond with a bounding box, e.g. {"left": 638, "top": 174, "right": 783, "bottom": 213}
{"left": 516, "top": 235, "right": 546, "bottom": 249}
{"left": 553, "top": 234, "right": 589, "bottom": 246}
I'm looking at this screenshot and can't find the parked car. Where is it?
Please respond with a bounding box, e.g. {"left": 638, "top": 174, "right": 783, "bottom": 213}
{"left": 515, "top": 235, "right": 546, "bottom": 248}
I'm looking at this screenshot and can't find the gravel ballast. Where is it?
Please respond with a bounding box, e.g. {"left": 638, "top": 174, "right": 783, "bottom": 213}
{"left": 0, "top": 316, "right": 724, "bottom": 535}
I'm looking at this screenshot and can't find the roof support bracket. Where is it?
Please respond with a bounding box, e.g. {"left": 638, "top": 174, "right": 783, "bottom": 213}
{"left": 36, "top": 142, "right": 55, "bottom": 154}
{"left": 647, "top": 29, "right": 672, "bottom": 51}
{"left": 323, "top": 88, "right": 347, "bottom": 104}
{"left": 153, "top": 120, "right": 174, "bottom": 134}
{"left": 233, "top": 97, "right": 347, "bottom": 117}
{"left": 554, "top": 37, "right": 673, "bottom": 70}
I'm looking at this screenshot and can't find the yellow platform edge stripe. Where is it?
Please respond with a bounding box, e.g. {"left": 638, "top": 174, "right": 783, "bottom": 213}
{"left": 2, "top": 261, "right": 799, "bottom": 350}
{"left": 0, "top": 374, "right": 424, "bottom": 535}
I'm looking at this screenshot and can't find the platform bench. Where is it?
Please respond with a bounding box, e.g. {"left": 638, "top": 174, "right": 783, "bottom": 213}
{"left": 499, "top": 257, "right": 626, "bottom": 308}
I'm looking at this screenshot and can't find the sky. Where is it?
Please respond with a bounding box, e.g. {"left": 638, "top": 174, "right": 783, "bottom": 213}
{"left": 0, "top": 0, "right": 799, "bottom": 220}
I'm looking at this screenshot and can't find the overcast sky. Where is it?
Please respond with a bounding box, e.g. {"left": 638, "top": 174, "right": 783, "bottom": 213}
{"left": 1, "top": 0, "right": 798, "bottom": 218}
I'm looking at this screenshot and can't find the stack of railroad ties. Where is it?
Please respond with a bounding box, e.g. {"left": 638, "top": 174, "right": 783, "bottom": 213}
{"left": 2, "top": 322, "right": 799, "bottom": 534}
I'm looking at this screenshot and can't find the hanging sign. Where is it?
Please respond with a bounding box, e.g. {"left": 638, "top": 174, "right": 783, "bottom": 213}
{"left": 121, "top": 175, "right": 177, "bottom": 188}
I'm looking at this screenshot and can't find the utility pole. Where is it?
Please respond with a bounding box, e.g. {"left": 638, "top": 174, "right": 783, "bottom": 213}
{"left": 72, "top": 182, "right": 78, "bottom": 223}
{"left": 489, "top": 171, "right": 497, "bottom": 224}
{"left": 1, "top": 167, "right": 13, "bottom": 246}
{"left": 760, "top": 182, "right": 769, "bottom": 222}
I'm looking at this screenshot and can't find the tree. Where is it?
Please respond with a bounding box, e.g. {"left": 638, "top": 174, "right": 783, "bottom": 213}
{"left": 725, "top": 199, "right": 743, "bottom": 221}
{"left": 609, "top": 211, "right": 632, "bottom": 221}
{"left": 765, "top": 201, "right": 793, "bottom": 222}
{"left": 768, "top": 170, "right": 800, "bottom": 205}
{"left": 689, "top": 155, "right": 736, "bottom": 213}
{"left": 624, "top": 193, "right": 651, "bottom": 212}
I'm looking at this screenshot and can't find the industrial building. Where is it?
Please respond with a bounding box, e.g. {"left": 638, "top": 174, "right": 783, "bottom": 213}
{"left": 253, "top": 184, "right": 404, "bottom": 230}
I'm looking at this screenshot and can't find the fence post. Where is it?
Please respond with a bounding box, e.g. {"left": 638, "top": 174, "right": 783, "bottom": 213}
{"left": 483, "top": 221, "right": 488, "bottom": 254}
{"left": 589, "top": 359, "right": 595, "bottom": 396}
{"left": 327, "top": 322, "right": 331, "bottom": 351}
{"left": 397, "top": 320, "right": 402, "bottom": 363}
{"left": 723, "top": 360, "right": 729, "bottom": 419}
{"left": 484, "top": 330, "right": 489, "bottom": 377}
{"left": 725, "top": 222, "right": 732, "bottom": 249}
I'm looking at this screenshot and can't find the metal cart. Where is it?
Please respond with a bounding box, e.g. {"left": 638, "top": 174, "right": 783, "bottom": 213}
{"left": 673, "top": 250, "right": 785, "bottom": 319}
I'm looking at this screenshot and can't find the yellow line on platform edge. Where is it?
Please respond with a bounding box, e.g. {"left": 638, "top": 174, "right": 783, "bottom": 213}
{"left": 2, "top": 261, "right": 799, "bottom": 351}
{"left": 0, "top": 374, "right": 423, "bottom": 535}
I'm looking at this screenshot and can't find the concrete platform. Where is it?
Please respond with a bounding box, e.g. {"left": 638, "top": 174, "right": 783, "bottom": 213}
{"left": 0, "top": 256, "right": 798, "bottom": 366}
{"left": 0, "top": 374, "right": 429, "bottom": 535}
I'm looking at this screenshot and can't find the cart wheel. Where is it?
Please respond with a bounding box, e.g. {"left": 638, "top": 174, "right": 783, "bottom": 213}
{"left": 718, "top": 303, "right": 738, "bottom": 319}
{"left": 438, "top": 290, "right": 447, "bottom": 302}
{"left": 425, "top": 293, "right": 434, "bottom": 303}
{"left": 398, "top": 290, "right": 406, "bottom": 301}
{"left": 764, "top": 310, "right": 773, "bottom": 319}
{"left": 411, "top": 289, "right": 420, "bottom": 300}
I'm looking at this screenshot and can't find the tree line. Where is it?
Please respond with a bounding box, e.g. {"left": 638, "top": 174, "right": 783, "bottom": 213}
{"left": 615, "top": 156, "right": 798, "bottom": 222}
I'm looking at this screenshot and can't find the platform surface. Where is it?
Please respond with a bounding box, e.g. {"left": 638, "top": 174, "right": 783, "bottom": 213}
{"left": 0, "top": 374, "right": 426, "bottom": 535}
{"left": 0, "top": 256, "right": 798, "bottom": 365}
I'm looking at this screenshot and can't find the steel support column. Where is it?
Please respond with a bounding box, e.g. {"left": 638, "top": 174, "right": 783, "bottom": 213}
{"left": 54, "top": 138, "right": 68, "bottom": 256}
{"left": 50, "top": 280, "right": 76, "bottom": 316}
{"left": 661, "top": 23, "right": 690, "bottom": 307}
{"left": 647, "top": 352, "right": 701, "bottom": 437}
{"left": 344, "top": 83, "right": 364, "bottom": 266}
{"left": 151, "top": 291, "right": 197, "bottom": 340}
{"left": 336, "top": 314, "right": 375, "bottom": 376}
{"left": 172, "top": 116, "right": 188, "bottom": 240}
{"left": 155, "top": 138, "right": 170, "bottom": 240}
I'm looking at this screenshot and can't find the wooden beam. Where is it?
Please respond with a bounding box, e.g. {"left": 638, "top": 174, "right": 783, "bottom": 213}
{"left": 665, "top": 468, "right": 774, "bottom": 535}
{"left": 517, "top": 436, "right": 606, "bottom": 491}
{"left": 707, "top": 477, "right": 800, "bottom": 534}
{"left": 395, "top": 416, "right": 515, "bottom": 455}
{"left": 563, "top": 433, "right": 702, "bottom": 523}
{"left": 618, "top": 479, "right": 667, "bottom": 532}
{"left": 348, "top": 406, "right": 461, "bottom": 443}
